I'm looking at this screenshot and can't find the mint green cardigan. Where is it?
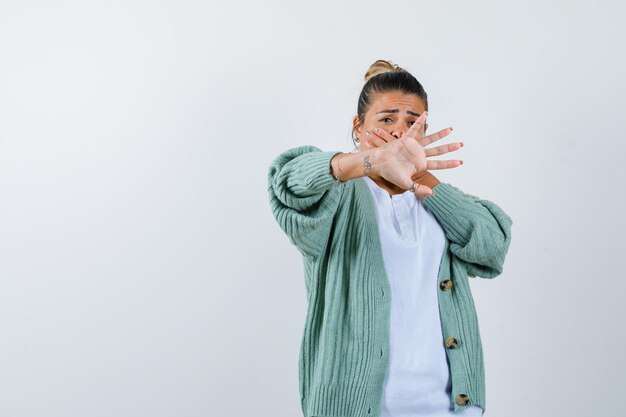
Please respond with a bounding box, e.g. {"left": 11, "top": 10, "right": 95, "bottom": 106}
{"left": 267, "top": 145, "right": 513, "bottom": 416}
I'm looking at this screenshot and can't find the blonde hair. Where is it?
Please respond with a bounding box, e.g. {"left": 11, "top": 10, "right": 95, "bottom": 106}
{"left": 364, "top": 59, "right": 405, "bottom": 83}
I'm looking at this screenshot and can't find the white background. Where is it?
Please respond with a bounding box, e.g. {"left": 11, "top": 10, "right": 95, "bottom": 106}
{"left": 1, "top": 1, "right": 624, "bottom": 416}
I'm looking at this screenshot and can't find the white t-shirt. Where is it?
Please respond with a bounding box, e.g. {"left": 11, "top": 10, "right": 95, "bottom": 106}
{"left": 363, "top": 176, "right": 483, "bottom": 417}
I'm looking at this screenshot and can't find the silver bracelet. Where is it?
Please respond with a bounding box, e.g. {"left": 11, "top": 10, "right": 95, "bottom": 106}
{"left": 331, "top": 153, "right": 343, "bottom": 189}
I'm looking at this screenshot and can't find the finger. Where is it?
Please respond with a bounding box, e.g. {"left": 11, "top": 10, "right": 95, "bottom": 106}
{"left": 371, "top": 127, "right": 394, "bottom": 143}
{"left": 403, "top": 111, "right": 428, "bottom": 139}
{"left": 408, "top": 182, "right": 434, "bottom": 198}
{"left": 424, "top": 141, "right": 464, "bottom": 158}
{"left": 363, "top": 129, "right": 388, "bottom": 148}
{"left": 419, "top": 127, "right": 453, "bottom": 147}
{"left": 426, "top": 159, "right": 464, "bottom": 170}
{"left": 417, "top": 188, "right": 435, "bottom": 203}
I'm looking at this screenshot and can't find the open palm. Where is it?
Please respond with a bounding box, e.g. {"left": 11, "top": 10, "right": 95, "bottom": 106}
{"left": 361, "top": 112, "right": 463, "bottom": 194}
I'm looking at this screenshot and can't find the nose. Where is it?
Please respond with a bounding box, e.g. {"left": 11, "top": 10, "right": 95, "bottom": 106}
{"left": 391, "top": 126, "right": 406, "bottom": 139}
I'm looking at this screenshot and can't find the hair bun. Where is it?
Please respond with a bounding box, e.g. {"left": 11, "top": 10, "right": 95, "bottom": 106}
{"left": 364, "top": 59, "right": 403, "bottom": 82}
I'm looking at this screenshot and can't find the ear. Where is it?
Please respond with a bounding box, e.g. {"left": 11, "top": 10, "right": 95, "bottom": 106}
{"left": 352, "top": 115, "right": 361, "bottom": 133}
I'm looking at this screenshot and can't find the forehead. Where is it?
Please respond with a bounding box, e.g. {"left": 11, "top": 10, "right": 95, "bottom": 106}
{"left": 368, "top": 91, "right": 425, "bottom": 114}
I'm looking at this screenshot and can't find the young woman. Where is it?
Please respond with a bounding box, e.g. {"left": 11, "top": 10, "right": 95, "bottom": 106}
{"left": 267, "top": 59, "right": 513, "bottom": 417}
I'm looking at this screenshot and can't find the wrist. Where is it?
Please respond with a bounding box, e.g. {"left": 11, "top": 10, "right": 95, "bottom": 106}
{"left": 330, "top": 148, "right": 381, "bottom": 182}
{"left": 363, "top": 148, "right": 382, "bottom": 179}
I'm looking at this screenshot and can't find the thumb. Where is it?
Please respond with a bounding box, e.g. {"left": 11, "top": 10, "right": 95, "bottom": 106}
{"left": 410, "top": 182, "right": 435, "bottom": 200}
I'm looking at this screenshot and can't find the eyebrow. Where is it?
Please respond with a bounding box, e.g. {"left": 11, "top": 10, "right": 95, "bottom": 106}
{"left": 376, "top": 109, "right": 421, "bottom": 117}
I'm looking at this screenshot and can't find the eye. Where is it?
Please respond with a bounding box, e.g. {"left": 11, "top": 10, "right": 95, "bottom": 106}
{"left": 379, "top": 117, "right": 393, "bottom": 123}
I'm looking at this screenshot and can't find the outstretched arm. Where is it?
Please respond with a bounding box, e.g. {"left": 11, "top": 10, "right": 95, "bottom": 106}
{"left": 267, "top": 145, "right": 376, "bottom": 259}
{"left": 422, "top": 181, "right": 513, "bottom": 279}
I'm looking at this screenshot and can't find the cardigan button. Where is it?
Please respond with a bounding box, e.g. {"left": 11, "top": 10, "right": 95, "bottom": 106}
{"left": 455, "top": 394, "right": 470, "bottom": 405}
{"left": 445, "top": 337, "right": 459, "bottom": 349}
{"left": 439, "top": 279, "right": 453, "bottom": 291}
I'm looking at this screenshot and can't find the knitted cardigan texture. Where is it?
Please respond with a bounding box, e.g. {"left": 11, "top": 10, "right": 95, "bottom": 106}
{"left": 267, "top": 145, "right": 513, "bottom": 416}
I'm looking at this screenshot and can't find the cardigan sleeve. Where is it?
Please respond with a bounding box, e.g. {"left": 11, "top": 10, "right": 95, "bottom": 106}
{"left": 422, "top": 182, "right": 513, "bottom": 279}
{"left": 267, "top": 145, "right": 344, "bottom": 259}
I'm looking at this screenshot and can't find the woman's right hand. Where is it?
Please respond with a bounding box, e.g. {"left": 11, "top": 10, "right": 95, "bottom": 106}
{"left": 367, "top": 112, "right": 462, "bottom": 196}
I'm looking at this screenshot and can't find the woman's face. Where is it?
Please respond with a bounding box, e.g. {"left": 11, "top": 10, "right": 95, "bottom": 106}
{"left": 353, "top": 90, "right": 427, "bottom": 149}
